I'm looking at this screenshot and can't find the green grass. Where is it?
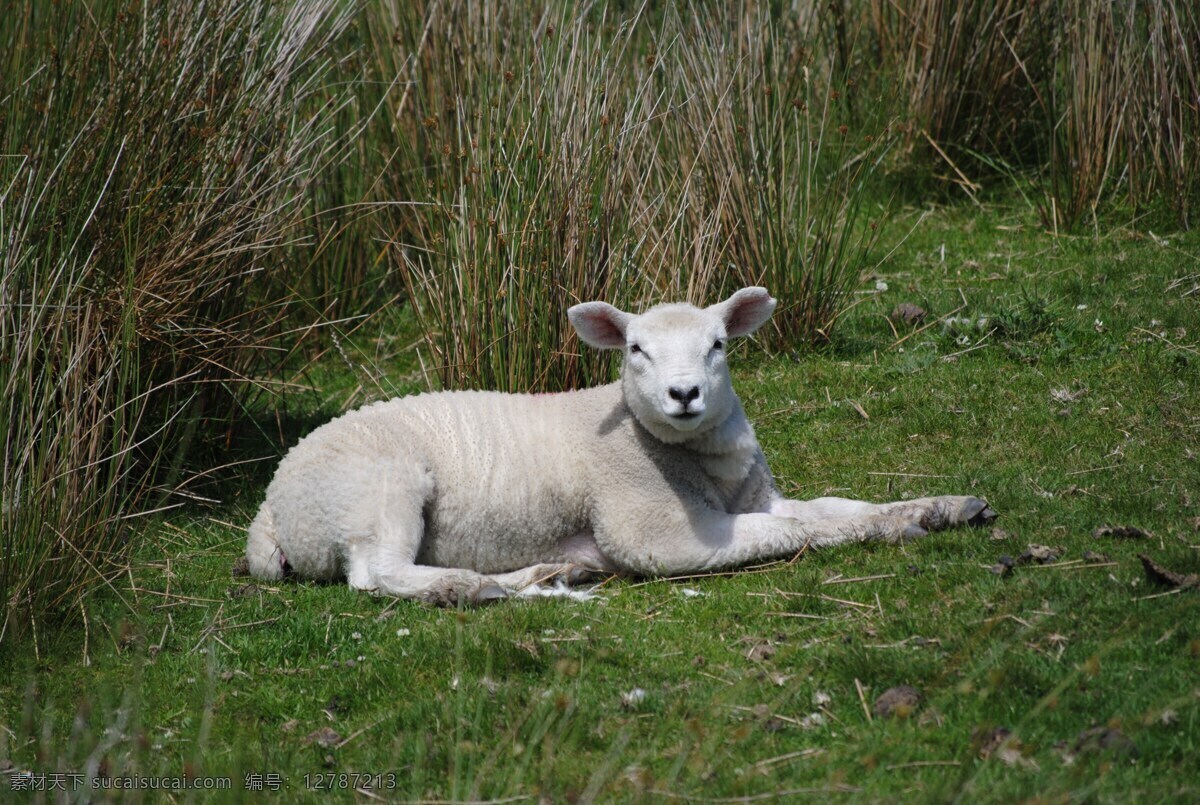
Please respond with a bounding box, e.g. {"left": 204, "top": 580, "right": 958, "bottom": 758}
{"left": 7, "top": 0, "right": 1197, "bottom": 659}
{"left": 3, "top": 203, "right": 1198, "bottom": 801}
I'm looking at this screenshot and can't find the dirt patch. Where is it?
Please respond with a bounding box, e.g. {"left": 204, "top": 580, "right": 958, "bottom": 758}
{"left": 1139, "top": 554, "right": 1199, "bottom": 589}
{"left": 1093, "top": 525, "right": 1152, "bottom": 540}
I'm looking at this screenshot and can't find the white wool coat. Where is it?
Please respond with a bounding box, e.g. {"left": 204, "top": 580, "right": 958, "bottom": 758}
{"left": 255, "top": 380, "right": 779, "bottom": 581}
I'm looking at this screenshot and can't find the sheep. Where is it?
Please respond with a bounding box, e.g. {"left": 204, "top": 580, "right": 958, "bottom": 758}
{"left": 245, "top": 287, "right": 996, "bottom": 605}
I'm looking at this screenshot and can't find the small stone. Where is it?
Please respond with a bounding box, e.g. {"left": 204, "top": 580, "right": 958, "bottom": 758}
{"left": 1093, "top": 525, "right": 1152, "bottom": 540}
{"left": 1072, "top": 726, "right": 1139, "bottom": 759}
{"left": 226, "top": 582, "right": 260, "bottom": 599}
{"left": 975, "top": 726, "right": 1013, "bottom": 758}
{"left": 874, "top": 685, "right": 922, "bottom": 719}
{"left": 303, "top": 727, "right": 342, "bottom": 748}
{"left": 890, "top": 303, "right": 926, "bottom": 327}
{"left": 746, "top": 642, "right": 776, "bottom": 662}
{"left": 799, "top": 712, "right": 826, "bottom": 730}
{"left": 620, "top": 688, "right": 648, "bottom": 711}
{"left": 323, "top": 695, "right": 348, "bottom": 717}
{"left": 1019, "top": 544, "right": 1060, "bottom": 565}
{"left": 979, "top": 728, "right": 1039, "bottom": 769}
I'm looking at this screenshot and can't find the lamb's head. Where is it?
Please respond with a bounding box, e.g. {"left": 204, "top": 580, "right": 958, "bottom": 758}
{"left": 568, "top": 287, "right": 777, "bottom": 443}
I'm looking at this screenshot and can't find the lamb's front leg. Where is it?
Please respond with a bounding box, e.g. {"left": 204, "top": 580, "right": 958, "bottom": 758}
{"left": 596, "top": 505, "right": 926, "bottom": 577}
{"left": 875, "top": 495, "right": 997, "bottom": 530}
{"left": 769, "top": 495, "right": 996, "bottom": 532}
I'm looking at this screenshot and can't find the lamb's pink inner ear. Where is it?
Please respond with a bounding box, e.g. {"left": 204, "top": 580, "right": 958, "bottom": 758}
{"left": 719, "top": 287, "right": 777, "bottom": 338}
{"left": 568, "top": 302, "right": 630, "bottom": 349}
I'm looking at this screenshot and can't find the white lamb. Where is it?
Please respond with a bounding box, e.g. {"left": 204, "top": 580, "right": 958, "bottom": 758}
{"left": 246, "top": 287, "right": 995, "bottom": 605}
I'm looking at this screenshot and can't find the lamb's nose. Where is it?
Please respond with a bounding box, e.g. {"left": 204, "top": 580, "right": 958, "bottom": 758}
{"left": 668, "top": 385, "right": 701, "bottom": 404}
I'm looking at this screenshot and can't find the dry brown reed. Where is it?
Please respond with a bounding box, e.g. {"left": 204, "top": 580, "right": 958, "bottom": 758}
{"left": 0, "top": 0, "right": 356, "bottom": 647}
{"left": 366, "top": 1, "right": 890, "bottom": 388}
{"left": 862, "top": 0, "right": 1197, "bottom": 229}
{"left": 865, "top": 0, "right": 1051, "bottom": 163}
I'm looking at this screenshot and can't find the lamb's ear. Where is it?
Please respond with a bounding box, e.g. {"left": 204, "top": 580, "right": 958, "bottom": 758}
{"left": 568, "top": 302, "right": 633, "bottom": 350}
{"left": 711, "top": 287, "right": 777, "bottom": 337}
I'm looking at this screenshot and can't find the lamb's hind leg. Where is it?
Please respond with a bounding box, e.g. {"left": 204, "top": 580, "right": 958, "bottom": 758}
{"left": 369, "top": 564, "right": 508, "bottom": 607}
{"left": 489, "top": 563, "right": 604, "bottom": 592}
{"left": 361, "top": 529, "right": 509, "bottom": 606}
{"left": 483, "top": 530, "right": 615, "bottom": 593}
{"left": 348, "top": 539, "right": 509, "bottom": 606}
{"left": 350, "top": 464, "right": 508, "bottom": 607}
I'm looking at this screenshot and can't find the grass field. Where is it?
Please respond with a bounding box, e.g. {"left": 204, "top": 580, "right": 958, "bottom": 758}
{"left": 3, "top": 203, "right": 1197, "bottom": 801}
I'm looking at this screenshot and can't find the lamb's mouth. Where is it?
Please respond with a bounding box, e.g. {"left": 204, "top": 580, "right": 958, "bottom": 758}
{"left": 671, "top": 411, "right": 700, "bottom": 420}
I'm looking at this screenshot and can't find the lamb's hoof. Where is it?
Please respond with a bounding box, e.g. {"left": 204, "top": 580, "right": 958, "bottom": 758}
{"left": 565, "top": 566, "right": 603, "bottom": 585}
{"left": 901, "top": 523, "right": 929, "bottom": 541}
{"left": 962, "top": 497, "right": 998, "bottom": 526}
{"left": 470, "top": 583, "right": 509, "bottom": 606}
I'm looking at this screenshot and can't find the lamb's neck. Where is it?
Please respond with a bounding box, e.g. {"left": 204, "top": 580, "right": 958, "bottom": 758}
{"left": 621, "top": 392, "right": 761, "bottom": 483}
{"left": 684, "top": 400, "right": 762, "bottom": 483}
{"left": 686, "top": 398, "right": 759, "bottom": 457}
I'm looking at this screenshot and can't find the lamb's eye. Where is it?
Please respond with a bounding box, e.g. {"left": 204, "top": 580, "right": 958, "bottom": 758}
{"left": 629, "top": 343, "right": 642, "bottom": 354}
{"left": 712, "top": 340, "right": 724, "bottom": 351}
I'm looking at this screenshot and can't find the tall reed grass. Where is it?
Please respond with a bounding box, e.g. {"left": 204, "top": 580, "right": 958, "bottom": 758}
{"left": 1041, "top": 2, "right": 1131, "bottom": 231}
{"left": 367, "top": 2, "right": 668, "bottom": 392}
{"left": 1118, "top": 0, "right": 1199, "bottom": 230}
{"left": 1034, "top": 0, "right": 1200, "bottom": 231}
{"left": 862, "top": 0, "right": 1199, "bottom": 229}
{"left": 866, "top": 0, "right": 1051, "bottom": 164}
{"left": 367, "top": 1, "right": 891, "bottom": 390}
{"left": 669, "top": 6, "right": 893, "bottom": 345}
{"left": 0, "top": 0, "right": 356, "bottom": 648}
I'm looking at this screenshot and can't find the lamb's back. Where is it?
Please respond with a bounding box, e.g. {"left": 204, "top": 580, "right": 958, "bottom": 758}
{"left": 270, "top": 383, "right": 623, "bottom": 572}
